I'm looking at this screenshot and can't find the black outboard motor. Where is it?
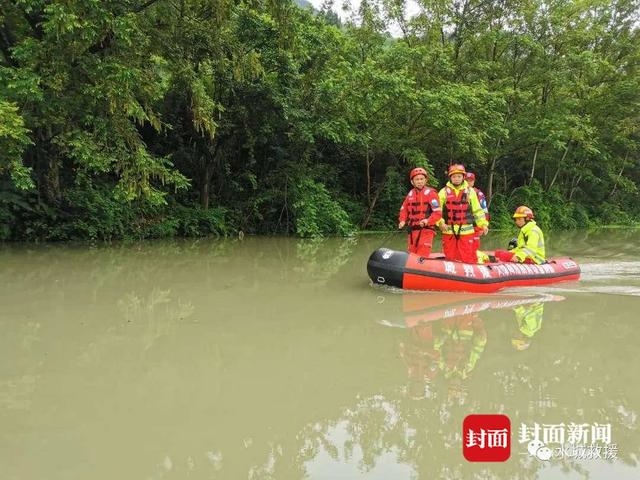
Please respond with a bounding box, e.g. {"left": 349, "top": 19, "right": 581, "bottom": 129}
{"left": 367, "top": 248, "right": 408, "bottom": 288}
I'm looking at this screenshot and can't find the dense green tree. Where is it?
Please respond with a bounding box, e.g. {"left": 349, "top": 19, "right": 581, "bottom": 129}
{"left": 0, "top": 0, "right": 638, "bottom": 240}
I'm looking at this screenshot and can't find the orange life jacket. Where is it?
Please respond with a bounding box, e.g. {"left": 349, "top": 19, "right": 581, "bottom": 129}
{"left": 407, "top": 188, "right": 437, "bottom": 230}
{"left": 443, "top": 187, "right": 475, "bottom": 226}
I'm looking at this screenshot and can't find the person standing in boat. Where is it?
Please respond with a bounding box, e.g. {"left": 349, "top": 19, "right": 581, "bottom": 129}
{"left": 436, "top": 164, "right": 489, "bottom": 263}
{"left": 494, "top": 206, "right": 546, "bottom": 264}
{"left": 465, "top": 172, "right": 489, "bottom": 252}
{"left": 398, "top": 167, "right": 443, "bottom": 256}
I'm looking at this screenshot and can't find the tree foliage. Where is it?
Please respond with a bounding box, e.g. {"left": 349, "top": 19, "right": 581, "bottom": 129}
{"left": 1, "top": 0, "right": 639, "bottom": 240}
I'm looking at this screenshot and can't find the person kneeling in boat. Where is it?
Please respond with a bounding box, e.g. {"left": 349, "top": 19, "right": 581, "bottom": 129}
{"left": 494, "top": 206, "right": 546, "bottom": 264}
{"left": 398, "top": 167, "right": 442, "bottom": 257}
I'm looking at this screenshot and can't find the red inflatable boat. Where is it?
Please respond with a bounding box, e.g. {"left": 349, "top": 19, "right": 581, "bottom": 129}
{"left": 367, "top": 248, "right": 580, "bottom": 293}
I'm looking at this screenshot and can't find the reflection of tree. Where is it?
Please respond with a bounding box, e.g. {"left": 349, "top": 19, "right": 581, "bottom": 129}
{"left": 0, "top": 319, "right": 42, "bottom": 410}
{"left": 117, "top": 288, "right": 195, "bottom": 351}
{"left": 76, "top": 288, "right": 195, "bottom": 366}
{"left": 275, "top": 295, "right": 639, "bottom": 479}
{"left": 296, "top": 398, "right": 418, "bottom": 475}
{"left": 3, "top": 239, "right": 640, "bottom": 478}
{"left": 0, "top": 236, "right": 357, "bottom": 396}
{"left": 81, "top": 294, "right": 636, "bottom": 480}
{"left": 293, "top": 237, "right": 358, "bottom": 284}
{"left": 0, "top": 241, "right": 207, "bottom": 418}
{"left": 0, "top": 237, "right": 358, "bottom": 304}
{"left": 127, "top": 296, "right": 636, "bottom": 479}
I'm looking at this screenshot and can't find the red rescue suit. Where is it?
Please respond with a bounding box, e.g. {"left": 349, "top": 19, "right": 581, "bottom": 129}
{"left": 437, "top": 182, "right": 488, "bottom": 263}
{"left": 398, "top": 187, "right": 442, "bottom": 256}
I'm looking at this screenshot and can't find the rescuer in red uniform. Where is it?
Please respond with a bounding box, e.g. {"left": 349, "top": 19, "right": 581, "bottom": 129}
{"left": 398, "top": 167, "right": 443, "bottom": 257}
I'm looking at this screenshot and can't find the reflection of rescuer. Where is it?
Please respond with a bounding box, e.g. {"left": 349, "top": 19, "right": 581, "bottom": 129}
{"left": 434, "top": 313, "right": 487, "bottom": 383}
{"left": 399, "top": 322, "right": 440, "bottom": 399}
{"left": 398, "top": 167, "right": 442, "bottom": 257}
{"left": 399, "top": 310, "right": 487, "bottom": 401}
{"left": 511, "top": 302, "right": 545, "bottom": 350}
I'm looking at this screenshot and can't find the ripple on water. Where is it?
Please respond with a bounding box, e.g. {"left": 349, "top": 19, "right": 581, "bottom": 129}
{"left": 581, "top": 285, "right": 640, "bottom": 296}
{"left": 560, "top": 260, "right": 640, "bottom": 296}
{"left": 579, "top": 261, "right": 640, "bottom": 279}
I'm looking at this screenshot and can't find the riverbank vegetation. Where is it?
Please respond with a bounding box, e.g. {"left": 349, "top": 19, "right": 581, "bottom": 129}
{"left": 1, "top": 0, "right": 639, "bottom": 240}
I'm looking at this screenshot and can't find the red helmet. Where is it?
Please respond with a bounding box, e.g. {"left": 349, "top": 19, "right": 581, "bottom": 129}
{"left": 410, "top": 167, "right": 428, "bottom": 180}
{"left": 465, "top": 172, "right": 476, "bottom": 181}
{"left": 448, "top": 164, "right": 466, "bottom": 177}
{"left": 513, "top": 205, "right": 534, "bottom": 220}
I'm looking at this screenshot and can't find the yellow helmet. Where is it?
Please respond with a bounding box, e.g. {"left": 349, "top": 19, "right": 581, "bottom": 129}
{"left": 513, "top": 205, "right": 534, "bottom": 220}
{"left": 448, "top": 164, "right": 466, "bottom": 177}
{"left": 511, "top": 337, "right": 531, "bottom": 350}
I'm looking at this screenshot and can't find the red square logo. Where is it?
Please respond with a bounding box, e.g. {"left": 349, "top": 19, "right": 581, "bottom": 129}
{"left": 463, "top": 414, "right": 511, "bottom": 462}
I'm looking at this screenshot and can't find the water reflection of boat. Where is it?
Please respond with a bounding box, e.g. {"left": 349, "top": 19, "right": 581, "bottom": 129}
{"left": 367, "top": 248, "right": 580, "bottom": 292}
{"left": 380, "top": 292, "right": 565, "bottom": 402}
{"left": 379, "top": 292, "right": 565, "bottom": 328}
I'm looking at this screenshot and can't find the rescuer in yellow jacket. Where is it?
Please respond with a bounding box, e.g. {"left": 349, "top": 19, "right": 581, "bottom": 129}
{"left": 495, "top": 205, "right": 546, "bottom": 264}
{"left": 436, "top": 164, "right": 489, "bottom": 264}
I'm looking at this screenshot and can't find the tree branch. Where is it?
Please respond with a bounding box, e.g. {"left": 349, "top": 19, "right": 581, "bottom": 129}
{"left": 0, "top": 24, "right": 18, "bottom": 67}
{"left": 132, "top": 0, "right": 162, "bottom": 14}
